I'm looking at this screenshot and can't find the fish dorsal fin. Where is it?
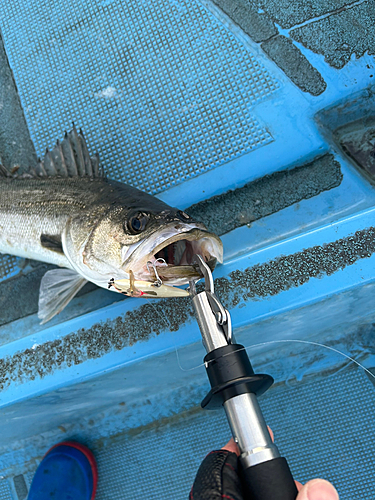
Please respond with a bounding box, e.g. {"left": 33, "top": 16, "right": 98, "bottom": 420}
{"left": 38, "top": 125, "right": 103, "bottom": 178}
{"left": 0, "top": 163, "right": 10, "bottom": 177}
{"left": 0, "top": 162, "right": 42, "bottom": 179}
{"left": 38, "top": 268, "right": 88, "bottom": 324}
{"left": 35, "top": 158, "right": 47, "bottom": 176}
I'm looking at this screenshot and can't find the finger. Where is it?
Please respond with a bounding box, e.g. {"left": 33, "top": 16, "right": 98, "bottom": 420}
{"left": 265, "top": 429, "right": 302, "bottom": 493}
{"left": 267, "top": 426, "right": 274, "bottom": 442}
{"left": 223, "top": 426, "right": 274, "bottom": 455}
{"left": 223, "top": 430, "right": 303, "bottom": 493}
{"left": 296, "top": 479, "right": 339, "bottom": 500}
{"left": 221, "top": 438, "right": 240, "bottom": 456}
{"left": 295, "top": 480, "right": 303, "bottom": 492}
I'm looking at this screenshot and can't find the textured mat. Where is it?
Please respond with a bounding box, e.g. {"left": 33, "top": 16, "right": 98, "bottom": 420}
{"left": 92, "top": 368, "right": 375, "bottom": 500}
{"left": 1, "top": 0, "right": 277, "bottom": 195}
{"left": 0, "top": 482, "right": 11, "bottom": 500}
{"left": 0, "top": 256, "right": 20, "bottom": 282}
{"left": 2, "top": 366, "right": 372, "bottom": 500}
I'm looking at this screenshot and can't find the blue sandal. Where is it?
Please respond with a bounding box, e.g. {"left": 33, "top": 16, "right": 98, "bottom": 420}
{"left": 28, "top": 441, "right": 98, "bottom": 500}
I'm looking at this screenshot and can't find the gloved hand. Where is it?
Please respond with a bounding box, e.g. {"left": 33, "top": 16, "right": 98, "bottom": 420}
{"left": 189, "top": 434, "right": 339, "bottom": 500}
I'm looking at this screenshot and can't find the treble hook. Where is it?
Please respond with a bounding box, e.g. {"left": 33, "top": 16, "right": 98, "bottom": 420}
{"left": 147, "top": 258, "right": 168, "bottom": 287}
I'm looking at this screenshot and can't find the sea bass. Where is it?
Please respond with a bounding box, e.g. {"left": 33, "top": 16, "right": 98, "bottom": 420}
{"left": 0, "top": 127, "right": 223, "bottom": 323}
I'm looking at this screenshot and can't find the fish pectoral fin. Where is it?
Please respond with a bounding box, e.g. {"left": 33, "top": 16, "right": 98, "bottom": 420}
{"left": 40, "top": 234, "right": 64, "bottom": 254}
{"left": 38, "top": 268, "right": 88, "bottom": 324}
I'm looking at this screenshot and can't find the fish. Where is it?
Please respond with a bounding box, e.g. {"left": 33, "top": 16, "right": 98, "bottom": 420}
{"left": 0, "top": 127, "right": 223, "bottom": 323}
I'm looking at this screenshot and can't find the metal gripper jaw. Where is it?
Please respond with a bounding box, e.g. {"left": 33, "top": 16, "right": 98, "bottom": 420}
{"left": 189, "top": 255, "right": 233, "bottom": 351}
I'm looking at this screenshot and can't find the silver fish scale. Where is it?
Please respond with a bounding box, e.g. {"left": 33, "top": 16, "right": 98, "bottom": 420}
{"left": 0, "top": 177, "right": 108, "bottom": 267}
{"left": 0, "top": 174, "right": 179, "bottom": 273}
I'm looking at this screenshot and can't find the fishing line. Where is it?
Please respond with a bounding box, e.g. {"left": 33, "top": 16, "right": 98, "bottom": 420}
{"left": 142, "top": 298, "right": 375, "bottom": 382}
{"left": 244, "top": 340, "right": 375, "bottom": 382}
{"left": 174, "top": 338, "right": 375, "bottom": 382}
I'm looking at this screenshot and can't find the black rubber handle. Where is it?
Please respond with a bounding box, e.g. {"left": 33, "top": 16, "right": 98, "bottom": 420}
{"left": 240, "top": 457, "right": 298, "bottom": 500}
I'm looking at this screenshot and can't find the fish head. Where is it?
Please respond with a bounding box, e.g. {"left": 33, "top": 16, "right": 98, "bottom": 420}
{"left": 62, "top": 201, "right": 223, "bottom": 293}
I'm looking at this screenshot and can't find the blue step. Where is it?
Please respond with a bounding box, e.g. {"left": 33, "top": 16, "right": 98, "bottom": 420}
{"left": 0, "top": 0, "right": 374, "bottom": 498}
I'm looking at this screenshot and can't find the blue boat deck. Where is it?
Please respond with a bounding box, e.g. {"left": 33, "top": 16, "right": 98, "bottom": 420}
{"left": 0, "top": 0, "right": 374, "bottom": 498}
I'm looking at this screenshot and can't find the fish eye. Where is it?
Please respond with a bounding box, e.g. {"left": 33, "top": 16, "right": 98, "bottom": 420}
{"left": 127, "top": 212, "right": 149, "bottom": 234}
{"left": 177, "top": 210, "right": 191, "bottom": 221}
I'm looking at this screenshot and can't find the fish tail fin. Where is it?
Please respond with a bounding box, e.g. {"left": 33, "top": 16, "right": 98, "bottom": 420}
{"left": 38, "top": 268, "right": 88, "bottom": 324}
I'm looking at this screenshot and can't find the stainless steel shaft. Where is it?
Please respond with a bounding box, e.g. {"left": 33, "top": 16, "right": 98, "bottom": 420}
{"left": 191, "top": 282, "right": 279, "bottom": 467}
{"left": 224, "top": 393, "right": 280, "bottom": 467}
{"left": 190, "top": 255, "right": 298, "bottom": 500}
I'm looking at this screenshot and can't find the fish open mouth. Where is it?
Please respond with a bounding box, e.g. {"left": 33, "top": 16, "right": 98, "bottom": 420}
{"left": 151, "top": 239, "right": 218, "bottom": 283}
{"left": 125, "top": 226, "right": 223, "bottom": 286}
{"left": 154, "top": 238, "right": 211, "bottom": 266}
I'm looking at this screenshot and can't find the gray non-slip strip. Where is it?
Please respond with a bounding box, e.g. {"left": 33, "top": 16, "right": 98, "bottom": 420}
{"left": 0, "top": 35, "right": 37, "bottom": 172}
{"left": 187, "top": 154, "right": 342, "bottom": 236}
{"left": 0, "top": 225, "right": 373, "bottom": 389}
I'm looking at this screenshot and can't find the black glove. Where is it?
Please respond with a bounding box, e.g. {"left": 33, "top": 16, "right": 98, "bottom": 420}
{"left": 189, "top": 449, "right": 243, "bottom": 500}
